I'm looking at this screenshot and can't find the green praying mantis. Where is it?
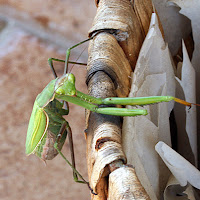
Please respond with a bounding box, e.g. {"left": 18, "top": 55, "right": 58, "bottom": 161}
{"left": 26, "top": 34, "right": 198, "bottom": 194}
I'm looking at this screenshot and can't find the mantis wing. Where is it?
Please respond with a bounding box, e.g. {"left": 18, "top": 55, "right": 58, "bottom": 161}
{"left": 26, "top": 100, "right": 48, "bottom": 155}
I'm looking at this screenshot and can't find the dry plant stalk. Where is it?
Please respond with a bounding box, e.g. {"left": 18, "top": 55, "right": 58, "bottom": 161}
{"left": 86, "top": 71, "right": 122, "bottom": 199}
{"left": 89, "top": 0, "right": 145, "bottom": 69}
{"left": 87, "top": 32, "right": 132, "bottom": 97}
{"left": 108, "top": 166, "right": 150, "bottom": 200}
{"left": 85, "top": 0, "right": 158, "bottom": 199}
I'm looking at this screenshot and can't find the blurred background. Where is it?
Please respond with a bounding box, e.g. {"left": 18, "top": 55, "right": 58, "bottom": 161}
{"left": 0, "top": 1, "right": 96, "bottom": 199}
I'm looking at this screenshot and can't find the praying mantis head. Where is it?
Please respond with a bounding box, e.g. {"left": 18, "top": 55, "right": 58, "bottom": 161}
{"left": 54, "top": 73, "right": 76, "bottom": 96}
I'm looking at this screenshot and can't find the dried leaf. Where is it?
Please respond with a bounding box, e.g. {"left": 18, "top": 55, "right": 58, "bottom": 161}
{"left": 155, "top": 142, "right": 200, "bottom": 189}
{"left": 152, "top": 0, "right": 191, "bottom": 55}
{"left": 174, "top": 41, "right": 197, "bottom": 166}
{"left": 164, "top": 175, "right": 195, "bottom": 200}
{"left": 169, "top": 0, "right": 200, "bottom": 69}
{"left": 123, "top": 13, "right": 176, "bottom": 199}
{"left": 133, "top": 0, "right": 163, "bottom": 36}
{"left": 169, "top": 0, "right": 200, "bottom": 150}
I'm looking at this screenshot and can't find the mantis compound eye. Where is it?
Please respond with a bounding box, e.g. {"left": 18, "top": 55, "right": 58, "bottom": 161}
{"left": 56, "top": 87, "right": 65, "bottom": 95}
{"left": 67, "top": 73, "right": 75, "bottom": 84}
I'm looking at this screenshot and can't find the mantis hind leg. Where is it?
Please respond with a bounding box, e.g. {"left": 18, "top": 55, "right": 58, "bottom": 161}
{"left": 48, "top": 32, "right": 101, "bottom": 76}
{"left": 64, "top": 38, "right": 92, "bottom": 74}
{"left": 54, "top": 122, "right": 96, "bottom": 195}
{"left": 64, "top": 31, "right": 102, "bottom": 74}
{"left": 48, "top": 58, "right": 87, "bottom": 78}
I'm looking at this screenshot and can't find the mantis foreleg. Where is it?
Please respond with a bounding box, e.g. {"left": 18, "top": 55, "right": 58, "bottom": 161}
{"left": 55, "top": 94, "right": 148, "bottom": 116}
{"left": 56, "top": 92, "right": 194, "bottom": 117}
{"left": 76, "top": 91, "right": 192, "bottom": 107}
